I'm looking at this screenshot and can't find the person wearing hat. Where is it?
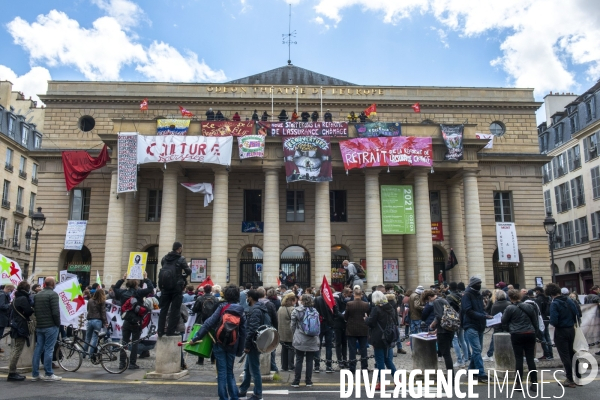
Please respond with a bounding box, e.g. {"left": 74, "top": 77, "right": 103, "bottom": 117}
{"left": 324, "top": 109, "right": 332, "bottom": 122}
{"left": 408, "top": 286, "right": 425, "bottom": 348}
{"left": 533, "top": 286, "right": 554, "bottom": 360}
{"left": 462, "top": 276, "right": 493, "bottom": 384}
{"left": 157, "top": 241, "right": 192, "bottom": 337}
{"left": 496, "top": 281, "right": 508, "bottom": 293}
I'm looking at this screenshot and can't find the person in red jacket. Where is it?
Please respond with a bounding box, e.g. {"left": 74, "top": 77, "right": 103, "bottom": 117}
{"left": 232, "top": 112, "right": 241, "bottom": 121}
{"left": 291, "top": 109, "right": 299, "bottom": 122}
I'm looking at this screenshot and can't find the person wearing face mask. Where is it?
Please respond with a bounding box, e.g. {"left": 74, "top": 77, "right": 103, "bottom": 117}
{"left": 461, "top": 276, "right": 493, "bottom": 384}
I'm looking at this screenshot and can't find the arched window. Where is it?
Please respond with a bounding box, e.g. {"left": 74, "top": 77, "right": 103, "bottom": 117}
{"left": 565, "top": 261, "right": 576, "bottom": 273}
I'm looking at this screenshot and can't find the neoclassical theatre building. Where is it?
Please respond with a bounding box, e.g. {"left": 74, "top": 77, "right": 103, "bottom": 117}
{"left": 33, "top": 65, "right": 550, "bottom": 290}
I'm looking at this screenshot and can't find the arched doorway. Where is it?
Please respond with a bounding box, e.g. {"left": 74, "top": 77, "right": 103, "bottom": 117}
{"left": 145, "top": 245, "right": 159, "bottom": 284}
{"left": 281, "top": 245, "right": 310, "bottom": 288}
{"left": 60, "top": 246, "right": 92, "bottom": 287}
{"left": 493, "top": 249, "right": 524, "bottom": 287}
{"left": 239, "top": 245, "right": 263, "bottom": 287}
{"left": 433, "top": 246, "right": 446, "bottom": 285}
{"left": 331, "top": 245, "right": 350, "bottom": 292}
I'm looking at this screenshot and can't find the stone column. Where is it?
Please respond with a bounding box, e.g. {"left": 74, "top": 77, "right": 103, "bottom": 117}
{"left": 404, "top": 234, "right": 417, "bottom": 288}
{"left": 121, "top": 192, "right": 139, "bottom": 268}
{"left": 463, "top": 170, "right": 486, "bottom": 285}
{"left": 364, "top": 169, "right": 382, "bottom": 285}
{"left": 315, "top": 181, "right": 331, "bottom": 286}
{"left": 103, "top": 170, "right": 125, "bottom": 286}
{"left": 210, "top": 166, "right": 229, "bottom": 285}
{"left": 262, "top": 168, "right": 280, "bottom": 287}
{"left": 158, "top": 168, "right": 179, "bottom": 258}
{"left": 414, "top": 169, "right": 434, "bottom": 286}
{"left": 448, "top": 181, "right": 468, "bottom": 283}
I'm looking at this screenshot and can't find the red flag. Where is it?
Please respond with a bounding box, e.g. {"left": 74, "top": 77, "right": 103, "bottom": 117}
{"left": 140, "top": 98, "right": 148, "bottom": 111}
{"left": 277, "top": 277, "right": 281, "bottom": 286}
{"left": 320, "top": 275, "right": 335, "bottom": 313}
{"left": 411, "top": 102, "right": 421, "bottom": 113}
{"left": 62, "top": 145, "right": 110, "bottom": 191}
{"left": 179, "top": 106, "right": 194, "bottom": 117}
{"left": 198, "top": 275, "right": 214, "bottom": 288}
{"left": 364, "top": 103, "right": 377, "bottom": 118}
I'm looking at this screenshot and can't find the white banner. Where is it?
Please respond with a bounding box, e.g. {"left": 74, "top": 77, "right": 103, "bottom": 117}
{"left": 475, "top": 133, "right": 494, "bottom": 149}
{"left": 54, "top": 277, "right": 87, "bottom": 326}
{"left": 117, "top": 132, "right": 138, "bottom": 193}
{"left": 137, "top": 135, "right": 233, "bottom": 165}
{"left": 0, "top": 253, "right": 22, "bottom": 286}
{"left": 64, "top": 220, "right": 87, "bottom": 250}
{"left": 181, "top": 183, "right": 213, "bottom": 207}
{"left": 496, "top": 222, "right": 520, "bottom": 262}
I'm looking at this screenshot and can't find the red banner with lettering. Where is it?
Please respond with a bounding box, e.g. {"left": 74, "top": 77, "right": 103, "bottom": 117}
{"left": 431, "top": 222, "right": 444, "bottom": 241}
{"left": 62, "top": 145, "right": 110, "bottom": 191}
{"left": 338, "top": 137, "right": 433, "bottom": 170}
{"left": 201, "top": 121, "right": 257, "bottom": 137}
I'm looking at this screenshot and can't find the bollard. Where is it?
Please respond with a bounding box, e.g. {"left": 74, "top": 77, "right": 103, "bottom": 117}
{"left": 0, "top": 335, "right": 36, "bottom": 373}
{"left": 412, "top": 334, "right": 438, "bottom": 372}
{"left": 146, "top": 336, "right": 189, "bottom": 380}
{"left": 491, "top": 333, "right": 516, "bottom": 379}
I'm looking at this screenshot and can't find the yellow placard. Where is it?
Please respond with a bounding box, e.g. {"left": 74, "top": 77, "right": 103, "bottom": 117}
{"left": 127, "top": 252, "right": 148, "bottom": 279}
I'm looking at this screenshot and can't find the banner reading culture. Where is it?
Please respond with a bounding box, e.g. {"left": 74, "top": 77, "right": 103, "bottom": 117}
{"left": 137, "top": 135, "right": 233, "bottom": 165}
{"left": 441, "top": 124, "right": 464, "bottom": 161}
{"left": 355, "top": 122, "right": 401, "bottom": 137}
{"left": 156, "top": 119, "right": 190, "bottom": 136}
{"left": 339, "top": 137, "right": 433, "bottom": 170}
{"left": 258, "top": 121, "right": 348, "bottom": 137}
{"left": 283, "top": 136, "right": 332, "bottom": 183}
{"left": 201, "top": 121, "right": 256, "bottom": 137}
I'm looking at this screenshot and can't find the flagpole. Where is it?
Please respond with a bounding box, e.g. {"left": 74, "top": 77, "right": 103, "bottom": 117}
{"left": 320, "top": 86, "right": 323, "bottom": 118}
{"left": 271, "top": 86, "right": 274, "bottom": 122}
{"left": 296, "top": 86, "right": 298, "bottom": 113}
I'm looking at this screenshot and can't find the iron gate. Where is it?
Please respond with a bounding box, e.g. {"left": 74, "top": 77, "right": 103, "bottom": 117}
{"left": 281, "top": 256, "right": 311, "bottom": 288}
{"left": 239, "top": 257, "right": 263, "bottom": 287}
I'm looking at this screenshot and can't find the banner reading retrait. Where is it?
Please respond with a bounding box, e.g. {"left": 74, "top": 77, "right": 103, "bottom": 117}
{"left": 137, "top": 135, "right": 233, "bottom": 165}
{"left": 380, "top": 185, "right": 415, "bottom": 235}
{"left": 339, "top": 137, "right": 433, "bottom": 171}
{"left": 441, "top": 124, "right": 464, "bottom": 161}
{"left": 283, "top": 136, "right": 332, "bottom": 183}
{"left": 496, "top": 222, "right": 520, "bottom": 262}
{"left": 201, "top": 121, "right": 256, "bottom": 137}
{"left": 355, "top": 122, "right": 401, "bottom": 137}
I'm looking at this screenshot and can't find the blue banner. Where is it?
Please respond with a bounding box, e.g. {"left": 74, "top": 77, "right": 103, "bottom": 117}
{"left": 242, "top": 221, "right": 263, "bottom": 233}
{"left": 355, "top": 122, "right": 401, "bottom": 137}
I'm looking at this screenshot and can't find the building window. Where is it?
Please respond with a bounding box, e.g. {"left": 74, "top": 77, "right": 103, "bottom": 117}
{"left": 570, "top": 176, "right": 585, "bottom": 207}
{"left": 559, "top": 221, "right": 574, "bottom": 247}
{"left": 0, "top": 218, "right": 6, "bottom": 243}
{"left": 567, "top": 145, "right": 581, "bottom": 171}
{"left": 2, "top": 180, "right": 9, "bottom": 209}
{"left": 29, "top": 192, "right": 36, "bottom": 216}
{"left": 554, "top": 123, "right": 563, "bottom": 145}
{"left": 147, "top": 189, "right": 162, "bottom": 222}
{"left": 542, "top": 163, "right": 553, "bottom": 184}
{"left": 19, "top": 156, "right": 26, "bottom": 177}
{"left": 8, "top": 116, "right": 15, "bottom": 137}
{"left": 554, "top": 182, "right": 571, "bottom": 213}
{"left": 5, "top": 148, "right": 13, "bottom": 172}
{"left": 570, "top": 113, "right": 579, "bottom": 133}
{"left": 575, "top": 216, "right": 589, "bottom": 244}
{"left": 32, "top": 163, "right": 38, "bottom": 183}
{"left": 13, "top": 222, "right": 20, "bottom": 248}
{"left": 243, "top": 190, "right": 262, "bottom": 221}
{"left": 586, "top": 97, "right": 596, "bottom": 122}
{"left": 543, "top": 190, "right": 552, "bottom": 214}
{"left": 25, "top": 227, "right": 31, "bottom": 251}
{"left": 584, "top": 257, "right": 592, "bottom": 270}
{"left": 429, "top": 191, "right": 442, "bottom": 222}
{"left": 21, "top": 124, "right": 29, "bottom": 146}
{"left": 330, "top": 190, "right": 347, "bottom": 222}
{"left": 16, "top": 186, "right": 23, "bottom": 207}
{"left": 286, "top": 190, "right": 305, "bottom": 222}
{"left": 78, "top": 115, "right": 96, "bottom": 132}
{"left": 553, "top": 153, "right": 567, "bottom": 177}
{"left": 539, "top": 133, "right": 549, "bottom": 153}
{"left": 69, "top": 188, "right": 90, "bottom": 220}
{"left": 34, "top": 134, "right": 42, "bottom": 149}
{"left": 565, "top": 261, "right": 576, "bottom": 273}
{"left": 490, "top": 121, "right": 506, "bottom": 136}
{"left": 494, "top": 192, "right": 513, "bottom": 222}
{"left": 593, "top": 211, "right": 600, "bottom": 239}
{"left": 591, "top": 166, "right": 600, "bottom": 199}
{"left": 583, "top": 132, "right": 599, "bottom": 161}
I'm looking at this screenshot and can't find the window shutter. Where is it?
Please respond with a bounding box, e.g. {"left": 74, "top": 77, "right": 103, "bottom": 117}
{"left": 568, "top": 148, "right": 574, "bottom": 171}
{"left": 592, "top": 214, "right": 598, "bottom": 239}
{"left": 584, "top": 136, "right": 590, "bottom": 162}
{"left": 574, "top": 219, "right": 580, "bottom": 244}
{"left": 592, "top": 167, "right": 599, "bottom": 198}
{"left": 564, "top": 183, "right": 571, "bottom": 210}
{"left": 592, "top": 97, "right": 597, "bottom": 119}
{"left": 554, "top": 187, "right": 561, "bottom": 212}
{"left": 552, "top": 157, "right": 558, "bottom": 177}
{"left": 571, "top": 179, "right": 577, "bottom": 207}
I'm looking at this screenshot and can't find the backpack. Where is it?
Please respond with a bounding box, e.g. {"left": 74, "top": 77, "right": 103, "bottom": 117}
{"left": 353, "top": 262, "right": 366, "bottom": 279}
{"left": 201, "top": 296, "right": 219, "bottom": 322}
{"left": 301, "top": 307, "right": 321, "bottom": 336}
{"left": 216, "top": 304, "right": 241, "bottom": 346}
{"left": 376, "top": 314, "right": 399, "bottom": 348}
{"left": 158, "top": 259, "right": 180, "bottom": 292}
{"left": 446, "top": 292, "right": 462, "bottom": 313}
{"left": 523, "top": 300, "right": 545, "bottom": 332}
{"left": 121, "top": 294, "right": 151, "bottom": 328}
{"left": 440, "top": 304, "right": 461, "bottom": 332}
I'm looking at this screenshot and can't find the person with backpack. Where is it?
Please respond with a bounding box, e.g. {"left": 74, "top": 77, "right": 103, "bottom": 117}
{"left": 462, "top": 276, "right": 492, "bottom": 384}
{"left": 192, "top": 285, "right": 246, "bottom": 400}
{"left": 158, "top": 241, "right": 191, "bottom": 337}
{"left": 533, "top": 286, "right": 554, "bottom": 360}
{"left": 501, "top": 289, "right": 539, "bottom": 391}
{"left": 342, "top": 260, "right": 365, "bottom": 290}
{"left": 428, "top": 290, "right": 457, "bottom": 374}
{"left": 82, "top": 284, "right": 108, "bottom": 359}
{"left": 239, "top": 283, "right": 252, "bottom": 313}
{"left": 447, "top": 282, "right": 470, "bottom": 367}
{"left": 277, "top": 292, "right": 297, "bottom": 372}
{"left": 113, "top": 271, "right": 155, "bottom": 370}
{"left": 365, "top": 291, "right": 398, "bottom": 391}
{"left": 290, "top": 294, "right": 320, "bottom": 388}
{"left": 345, "top": 286, "right": 370, "bottom": 374}
{"left": 238, "top": 289, "right": 269, "bottom": 400}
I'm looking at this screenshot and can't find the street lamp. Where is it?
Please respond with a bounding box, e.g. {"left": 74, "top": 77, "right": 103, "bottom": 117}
{"left": 543, "top": 212, "right": 557, "bottom": 283}
{"left": 26, "top": 207, "right": 46, "bottom": 278}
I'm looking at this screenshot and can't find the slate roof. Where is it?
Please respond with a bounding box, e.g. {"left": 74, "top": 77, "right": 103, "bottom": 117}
{"left": 226, "top": 65, "right": 356, "bottom": 86}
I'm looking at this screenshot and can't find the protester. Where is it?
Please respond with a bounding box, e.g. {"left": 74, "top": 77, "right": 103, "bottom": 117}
{"left": 192, "top": 285, "right": 246, "bottom": 400}
{"left": 300, "top": 111, "right": 310, "bottom": 122}
{"left": 345, "top": 286, "right": 370, "bottom": 374}
{"left": 192, "top": 284, "right": 217, "bottom": 365}
{"left": 421, "top": 290, "right": 436, "bottom": 331}
{"left": 216, "top": 110, "right": 225, "bottom": 121}
{"left": 501, "top": 289, "right": 539, "bottom": 391}
{"left": 258, "top": 287, "right": 279, "bottom": 373}
{"left": 277, "top": 292, "right": 296, "bottom": 372}
{"left": 251, "top": 110, "right": 259, "bottom": 121}
{"left": 278, "top": 109, "right": 288, "bottom": 122}
{"left": 334, "top": 288, "right": 351, "bottom": 366}
{"left": 314, "top": 287, "right": 342, "bottom": 373}
{"left": 343, "top": 260, "right": 363, "bottom": 290}
{"left": 7, "top": 281, "right": 33, "bottom": 381}
{"left": 311, "top": 111, "right": 319, "bottom": 122}
{"left": 239, "top": 289, "right": 268, "bottom": 400}
{"left": 358, "top": 111, "right": 367, "bottom": 122}
{"left": 547, "top": 283, "right": 581, "bottom": 388}
{"left": 232, "top": 112, "right": 241, "bottom": 121}
{"left": 428, "top": 289, "right": 454, "bottom": 374}
{"left": 290, "top": 294, "right": 320, "bottom": 388}
{"left": 32, "top": 277, "right": 61, "bottom": 382}
{"left": 324, "top": 109, "right": 332, "bottom": 122}
{"left": 82, "top": 285, "right": 108, "bottom": 359}
{"left": 239, "top": 283, "right": 252, "bottom": 313}
{"left": 483, "top": 290, "right": 510, "bottom": 362}
{"left": 158, "top": 241, "right": 191, "bottom": 337}
{"left": 261, "top": 111, "right": 270, "bottom": 121}
{"left": 183, "top": 285, "right": 196, "bottom": 302}
{"left": 347, "top": 111, "right": 358, "bottom": 122}
{"left": 0, "top": 284, "right": 14, "bottom": 353}
{"left": 462, "top": 276, "right": 491, "bottom": 383}
{"left": 409, "top": 286, "right": 425, "bottom": 341}
{"left": 206, "top": 108, "right": 215, "bottom": 121}
{"left": 446, "top": 282, "right": 468, "bottom": 367}
{"left": 584, "top": 286, "right": 600, "bottom": 304}
{"left": 366, "top": 291, "right": 397, "bottom": 390}
{"left": 533, "top": 286, "right": 554, "bottom": 360}
{"left": 291, "top": 109, "right": 299, "bottom": 121}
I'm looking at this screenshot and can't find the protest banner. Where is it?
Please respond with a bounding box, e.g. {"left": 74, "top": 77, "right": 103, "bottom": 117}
{"left": 258, "top": 121, "right": 348, "bottom": 137}
{"left": 441, "top": 124, "right": 464, "bottom": 161}
{"left": 127, "top": 252, "right": 148, "bottom": 279}
{"left": 355, "top": 122, "right": 401, "bottom": 137}
{"left": 137, "top": 135, "right": 233, "bottom": 165}
{"left": 238, "top": 135, "right": 265, "bottom": 159}
{"left": 201, "top": 121, "right": 256, "bottom": 136}
{"left": 117, "top": 132, "right": 138, "bottom": 193}
{"left": 54, "top": 277, "right": 86, "bottom": 326}
{"left": 156, "top": 119, "right": 190, "bottom": 135}
{"left": 283, "top": 136, "right": 332, "bottom": 183}
{"left": 339, "top": 137, "right": 433, "bottom": 171}
{"left": 0, "top": 253, "right": 22, "bottom": 286}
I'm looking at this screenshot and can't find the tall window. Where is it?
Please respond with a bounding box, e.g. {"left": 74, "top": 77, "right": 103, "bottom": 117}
{"left": 25, "top": 227, "right": 31, "bottom": 250}
{"left": 567, "top": 145, "right": 581, "bottom": 171}
{"left": 69, "top": 188, "right": 90, "bottom": 220}
{"left": 494, "top": 192, "right": 513, "bottom": 222}
{"left": 147, "top": 189, "right": 162, "bottom": 221}
{"left": 586, "top": 96, "right": 596, "bottom": 122}
{"left": 29, "top": 192, "right": 36, "bottom": 215}
{"left": 19, "top": 156, "right": 26, "bottom": 175}
{"left": 584, "top": 132, "right": 599, "bottom": 161}
{"left": 0, "top": 218, "right": 6, "bottom": 242}
{"left": 570, "top": 176, "right": 585, "bottom": 207}
{"left": 5, "top": 148, "right": 13, "bottom": 168}
{"left": 592, "top": 166, "right": 600, "bottom": 199}
{"left": 539, "top": 134, "right": 549, "bottom": 153}
{"left": 575, "top": 216, "right": 589, "bottom": 244}
{"left": 429, "top": 191, "right": 442, "bottom": 222}
{"left": 570, "top": 113, "right": 579, "bottom": 133}
{"left": 32, "top": 163, "right": 38, "bottom": 182}
{"left": 2, "top": 180, "right": 9, "bottom": 208}
{"left": 554, "top": 182, "right": 571, "bottom": 213}
{"left": 330, "top": 190, "right": 347, "bottom": 222}
{"left": 16, "top": 186, "right": 23, "bottom": 207}
{"left": 554, "top": 123, "right": 563, "bottom": 145}
{"left": 543, "top": 190, "right": 552, "bottom": 214}
{"left": 8, "top": 116, "right": 15, "bottom": 137}
{"left": 559, "top": 221, "right": 574, "bottom": 247}
{"left": 243, "top": 190, "right": 262, "bottom": 221}
{"left": 592, "top": 211, "right": 600, "bottom": 239}
{"left": 34, "top": 134, "right": 42, "bottom": 149}
{"left": 542, "top": 163, "right": 553, "bottom": 184}
{"left": 286, "top": 190, "right": 305, "bottom": 222}
{"left": 13, "top": 222, "right": 20, "bottom": 247}
{"left": 21, "top": 124, "right": 29, "bottom": 146}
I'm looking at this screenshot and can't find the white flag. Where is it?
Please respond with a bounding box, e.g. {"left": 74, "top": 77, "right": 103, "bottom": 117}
{"left": 181, "top": 183, "right": 213, "bottom": 207}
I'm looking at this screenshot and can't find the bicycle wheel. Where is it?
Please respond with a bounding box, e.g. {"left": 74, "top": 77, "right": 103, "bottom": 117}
{"left": 55, "top": 341, "right": 83, "bottom": 372}
{"left": 99, "top": 342, "right": 129, "bottom": 374}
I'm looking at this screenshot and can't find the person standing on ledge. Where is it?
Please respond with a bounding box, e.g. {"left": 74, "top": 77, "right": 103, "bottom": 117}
{"left": 158, "top": 241, "right": 191, "bottom": 337}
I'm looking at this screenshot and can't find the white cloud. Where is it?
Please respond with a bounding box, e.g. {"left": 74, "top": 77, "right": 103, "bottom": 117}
{"left": 431, "top": 26, "right": 449, "bottom": 48}
{"left": 0, "top": 65, "right": 51, "bottom": 105}
{"left": 91, "top": 0, "right": 148, "bottom": 29}
{"left": 312, "top": 0, "right": 600, "bottom": 95}
{"left": 313, "top": 16, "right": 330, "bottom": 30}
{"left": 136, "top": 41, "right": 226, "bottom": 82}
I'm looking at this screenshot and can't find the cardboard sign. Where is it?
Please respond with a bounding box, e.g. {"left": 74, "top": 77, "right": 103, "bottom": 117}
{"left": 127, "top": 252, "right": 148, "bottom": 280}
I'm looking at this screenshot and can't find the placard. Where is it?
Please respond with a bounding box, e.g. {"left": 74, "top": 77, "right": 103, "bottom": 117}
{"left": 383, "top": 259, "right": 399, "bottom": 283}
{"left": 496, "top": 222, "right": 520, "bottom": 262}
{"left": 190, "top": 259, "right": 207, "bottom": 283}
{"left": 380, "top": 185, "right": 415, "bottom": 235}
{"left": 535, "top": 277, "right": 543, "bottom": 287}
{"left": 238, "top": 135, "right": 265, "bottom": 159}
{"left": 59, "top": 270, "right": 77, "bottom": 283}
{"left": 54, "top": 276, "right": 86, "bottom": 326}
{"left": 355, "top": 122, "right": 401, "bottom": 137}
{"left": 64, "top": 220, "right": 88, "bottom": 250}
{"left": 127, "top": 252, "right": 148, "bottom": 279}
{"left": 0, "top": 253, "right": 22, "bottom": 286}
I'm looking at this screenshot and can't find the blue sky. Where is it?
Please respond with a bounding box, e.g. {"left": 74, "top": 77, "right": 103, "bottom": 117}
{"left": 1, "top": 0, "right": 600, "bottom": 122}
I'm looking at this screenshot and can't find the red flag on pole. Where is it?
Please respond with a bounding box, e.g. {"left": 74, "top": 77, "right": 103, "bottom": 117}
{"left": 179, "top": 106, "right": 194, "bottom": 117}
{"left": 198, "top": 275, "right": 214, "bottom": 289}
{"left": 411, "top": 102, "right": 421, "bottom": 113}
{"left": 364, "top": 103, "right": 377, "bottom": 118}
{"left": 140, "top": 98, "right": 148, "bottom": 111}
{"left": 320, "top": 275, "right": 335, "bottom": 313}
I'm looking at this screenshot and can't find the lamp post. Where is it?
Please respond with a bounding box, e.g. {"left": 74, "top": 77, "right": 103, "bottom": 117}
{"left": 26, "top": 207, "right": 46, "bottom": 278}
{"left": 543, "top": 212, "right": 557, "bottom": 283}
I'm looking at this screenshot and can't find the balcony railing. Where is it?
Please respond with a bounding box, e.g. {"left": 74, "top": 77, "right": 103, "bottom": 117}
{"left": 18, "top": 170, "right": 27, "bottom": 179}
{"left": 559, "top": 201, "right": 568, "bottom": 212}
{"left": 31, "top": 177, "right": 38, "bottom": 185}
{"left": 577, "top": 195, "right": 585, "bottom": 207}
{"left": 564, "top": 240, "right": 572, "bottom": 247}
{"left": 573, "top": 158, "right": 581, "bottom": 170}
{"left": 5, "top": 163, "right": 13, "bottom": 172}
{"left": 15, "top": 205, "right": 24, "bottom": 214}
{"left": 1, "top": 199, "right": 10, "bottom": 209}
{"left": 581, "top": 235, "right": 589, "bottom": 244}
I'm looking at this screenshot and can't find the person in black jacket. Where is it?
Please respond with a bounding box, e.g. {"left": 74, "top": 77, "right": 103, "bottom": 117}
{"left": 333, "top": 288, "right": 351, "bottom": 368}
{"left": 324, "top": 109, "right": 332, "bottom": 122}
{"left": 239, "top": 289, "right": 269, "bottom": 399}
{"left": 261, "top": 111, "right": 270, "bottom": 121}
{"left": 311, "top": 111, "right": 319, "bottom": 122}
{"left": 365, "top": 291, "right": 397, "bottom": 390}
{"left": 257, "top": 287, "right": 279, "bottom": 373}
{"left": 251, "top": 110, "right": 259, "bottom": 121}
{"left": 314, "top": 290, "right": 343, "bottom": 373}
{"left": 300, "top": 111, "right": 310, "bottom": 122}
{"left": 215, "top": 110, "right": 225, "bottom": 121}
{"left": 114, "top": 271, "right": 155, "bottom": 369}
{"left": 533, "top": 286, "right": 554, "bottom": 360}
{"left": 429, "top": 292, "right": 454, "bottom": 373}
{"left": 278, "top": 109, "right": 288, "bottom": 122}
{"left": 483, "top": 290, "right": 511, "bottom": 362}
{"left": 7, "top": 281, "right": 33, "bottom": 381}
{"left": 358, "top": 111, "right": 367, "bottom": 123}
{"left": 157, "top": 241, "right": 191, "bottom": 338}
{"left": 0, "top": 284, "right": 13, "bottom": 354}
{"left": 206, "top": 108, "right": 215, "bottom": 121}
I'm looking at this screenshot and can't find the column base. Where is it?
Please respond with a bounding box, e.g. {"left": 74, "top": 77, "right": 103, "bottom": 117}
{"left": 145, "top": 369, "right": 189, "bottom": 380}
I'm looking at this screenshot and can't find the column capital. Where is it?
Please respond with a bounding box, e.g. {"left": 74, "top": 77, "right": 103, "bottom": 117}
{"left": 413, "top": 167, "right": 430, "bottom": 177}
{"left": 363, "top": 168, "right": 381, "bottom": 176}
{"left": 212, "top": 165, "right": 229, "bottom": 174}
{"left": 462, "top": 169, "right": 480, "bottom": 178}
{"left": 263, "top": 166, "right": 280, "bottom": 175}
{"left": 162, "top": 164, "right": 185, "bottom": 176}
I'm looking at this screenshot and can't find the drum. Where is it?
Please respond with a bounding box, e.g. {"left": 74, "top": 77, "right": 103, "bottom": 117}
{"left": 254, "top": 325, "right": 279, "bottom": 353}
{"left": 184, "top": 324, "right": 213, "bottom": 358}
